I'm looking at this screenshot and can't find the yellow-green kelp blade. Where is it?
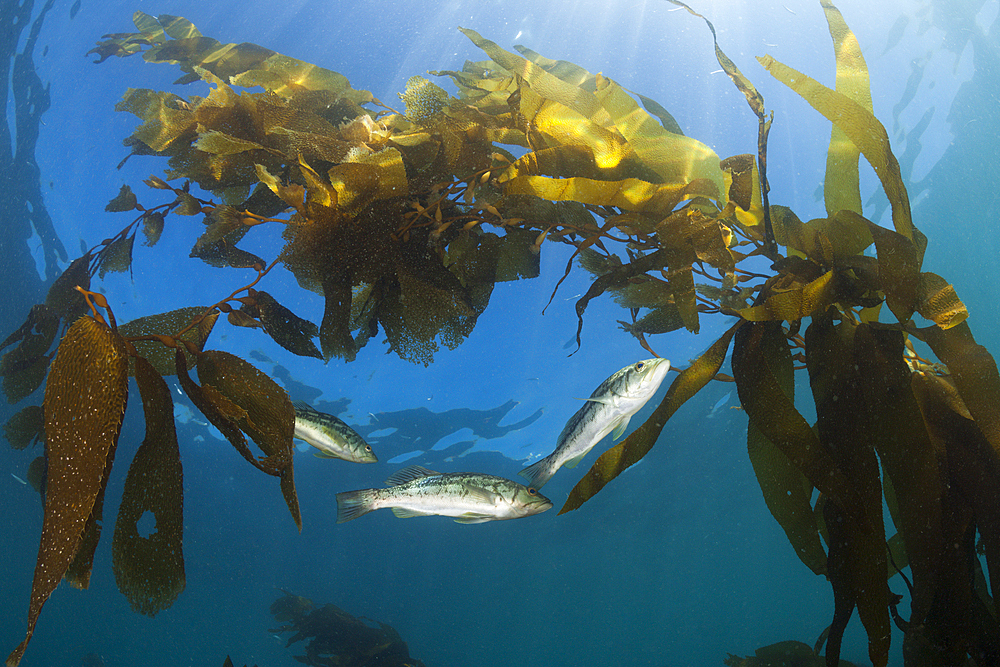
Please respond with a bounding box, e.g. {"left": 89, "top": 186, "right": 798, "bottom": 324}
{"left": 559, "top": 321, "right": 742, "bottom": 515}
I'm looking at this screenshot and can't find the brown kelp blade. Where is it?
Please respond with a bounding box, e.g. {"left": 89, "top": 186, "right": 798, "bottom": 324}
{"left": 112, "top": 355, "right": 185, "bottom": 616}
{"left": 118, "top": 306, "right": 219, "bottom": 377}
{"left": 559, "top": 321, "right": 741, "bottom": 514}
{"left": 195, "top": 350, "right": 300, "bottom": 530}
{"left": 7, "top": 316, "right": 129, "bottom": 667}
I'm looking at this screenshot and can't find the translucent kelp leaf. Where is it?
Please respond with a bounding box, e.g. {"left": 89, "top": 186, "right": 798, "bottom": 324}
{"left": 592, "top": 77, "right": 724, "bottom": 193}
{"left": 104, "top": 184, "right": 138, "bottom": 212}
{"left": 3, "top": 405, "right": 44, "bottom": 450}
{"left": 327, "top": 147, "right": 409, "bottom": 214}
{"left": 97, "top": 234, "right": 135, "bottom": 278}
{"left": 119, "top": 307, "right": 218, "bottom": 377}
{"left": 6, "top": 316, "right": 129, "bottom": 667}
{"left": 157, "top": 14, "right": 201, "bottom": 40}
{"left": 142, "top": 212, "right": 165, "bottom": 247}
{"left": 502, "top": 175, "right": 717, "bottom": 214}
{"left": 256, "top": 163, "right": 305, "bottom": 211}
{"left": 195, "top": 350, "right": 299, "bottom": 530}
{"left": 194, "top": 129, "right": 265, "bottom": 155}
{"left": 400, "top": 76, "right": 449, "bottom": 122}
{"left": 0, "top": 305, "right": 59, "bottom": 380}
{"left": 229, "top": 53, "right": 373, "bottom": 105}
{"left": 821, "top": 0, "right": 872, "bottom": 218}
{"left": 495, "top": 228, "right": 541, "bottom": 282}
{"left": 738, "top": 271, "right": 844, "bottom": 322}
{"left": 253, "top": 290, "right": 322, "bottom": 360}
{"left": 3, "top": 355, "right": 51, "bottom": 405}
{"left": 744, "top": 322, "right": 827, "bottom": 576}
{"left": 619, "top": 305, "right": 685, "bottom": 336}
{"left": 112, "top": 355, "right": 185, "bottom": 616}
{"left": 115, "top": 88, "right": 194, "bottom": 153}
{"left": 191, "top": 240, "right": 265, "bottom": 270}
{"left": 854, "top": 325, "right": 943, "bottom": 625}
{"left": 319, "top": 274, "right": 357, "bottom": 362}
{"left": 804, "top": 314, "right": 889, "bottom": 667}
{"left": 916, "top": 272, "right": 967, "bottom": 329}
{"left": 192, "top": 205, "right": 248, "bottom": 253}
{"left": 757, "top": 54, "right": 913, "bottom": 240}
{"left": 173, "top": 192, "right": 203, "bottom": 216}
{"left": 228, "top": 310, "right": 262, "bottom": 328}
{"left": 561, "top": 322, "right": 741, "bottom": 514}
{"left": 513, "top": 44, "right": 596, "bottom": 89}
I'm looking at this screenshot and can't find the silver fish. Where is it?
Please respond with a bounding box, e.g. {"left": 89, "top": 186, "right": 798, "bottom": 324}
{"left": 293, "top": 401, "right": 377, "bottom": 464}
{"left": 520, "top": 357, "right": 671, "bottom": 488}
{"left": 336, "top": 465, "right": 552, "bottom": 524}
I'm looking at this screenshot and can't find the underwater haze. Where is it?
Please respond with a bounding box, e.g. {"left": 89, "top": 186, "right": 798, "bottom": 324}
{"left": 2, "top": 0, "right": 999, "bottom": 666}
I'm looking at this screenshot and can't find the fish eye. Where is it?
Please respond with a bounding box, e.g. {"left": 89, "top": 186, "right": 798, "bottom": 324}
{"left": 527, "top": 487, "right": 538, "bottom": 495}
{"left": 365, "top": 445, "right": 372, "bottom": 452}
{"left": 635, "top": 361, "right": 645, "bottom": 371}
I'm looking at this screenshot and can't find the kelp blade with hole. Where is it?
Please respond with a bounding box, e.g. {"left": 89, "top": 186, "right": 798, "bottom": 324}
{"left": 7, "top": 316, "right": 129, "bottom": 667}
{"left": 559, "top": 321, "right": 741, "bottom": 514}
{"left": 112, "top": 355, "right": 185, "bottom": 616}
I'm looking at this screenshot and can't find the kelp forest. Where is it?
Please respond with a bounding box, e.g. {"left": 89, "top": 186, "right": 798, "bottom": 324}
{"left": 1, "top": 1, "right": 998, "bottom": 666}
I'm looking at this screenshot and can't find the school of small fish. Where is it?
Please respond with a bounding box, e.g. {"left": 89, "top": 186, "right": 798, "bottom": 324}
{"left": 297, "top": 357, "right": 671, "bottom": 526}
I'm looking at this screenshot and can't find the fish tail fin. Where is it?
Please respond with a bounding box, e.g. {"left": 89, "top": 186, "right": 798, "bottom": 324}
{"left": 519, "top": 456, "right": 554, "bottom": 489}
{"left": 336, "top": 489, "right": 377, "bottom": 523}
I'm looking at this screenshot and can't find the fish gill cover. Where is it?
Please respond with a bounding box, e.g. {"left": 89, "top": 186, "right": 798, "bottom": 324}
{"left": 0, "top": 2, "right": 997, "bottom": 666}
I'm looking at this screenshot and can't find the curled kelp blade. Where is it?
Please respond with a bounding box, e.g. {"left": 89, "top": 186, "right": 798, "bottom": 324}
{"left": 112, "top": 355, "right": 185, "bottom": 616}
{"left": 560, "top": 321, "right": 741, "bottom": 515}
{"left": 195, "top": 350, "right": 300, "bottom": 531}
{"left": 7, "top": 316, "right": 129, "bottom": 667}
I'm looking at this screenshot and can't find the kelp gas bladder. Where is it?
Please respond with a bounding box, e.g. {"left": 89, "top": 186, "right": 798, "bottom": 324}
{"left": 2, "top": 3, "right": 997, "bottom": 666}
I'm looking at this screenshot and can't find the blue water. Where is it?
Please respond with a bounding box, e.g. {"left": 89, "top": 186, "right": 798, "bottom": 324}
{"left": 2, "top": 0, "right": 998, "bottom": 665}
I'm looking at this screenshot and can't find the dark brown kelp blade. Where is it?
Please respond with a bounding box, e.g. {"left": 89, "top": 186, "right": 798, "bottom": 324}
{"left": 7, "top": 316, "right": 129, "bottom": 667}
{"left": 112, "top": 355, "right": 185, "bottom": 616}
{"left": 3, "top": 405, "right": 45, "bottom": 450}
{"left": 560, "top": 321, "right": 741, "bottom": 514}
{"left": 804, "top": 314, "right": 889, "bottom": 667}
{"left": 743, "top": 321, "right": 826, "bottom": 576}
{"left": 195, "top": 350, "right": 300, "bottom": 530}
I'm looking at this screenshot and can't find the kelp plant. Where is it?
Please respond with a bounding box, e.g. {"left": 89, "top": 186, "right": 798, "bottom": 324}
{"left": 1, "top": 2, "right": 997, "bottom": 666}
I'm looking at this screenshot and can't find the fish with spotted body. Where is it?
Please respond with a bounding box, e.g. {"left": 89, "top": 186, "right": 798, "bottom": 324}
{"left": 336, "top": 465, "right": 552, "bottom": 524}
{"left": 293, "top": 401, "right": 377, "bottom": 464}
{"left": 519, "top": 357, "right": 671, "bottom": 489}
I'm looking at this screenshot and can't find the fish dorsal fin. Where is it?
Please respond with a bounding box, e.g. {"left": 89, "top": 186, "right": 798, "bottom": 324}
{"left": 385, "top": 465, "right": 440, "bottom": 487}
{"left": 292, "top": 401, "right": 314, "bottom": 413}
{"left": 611, "top": 414, "right": 631, "bottom": 440}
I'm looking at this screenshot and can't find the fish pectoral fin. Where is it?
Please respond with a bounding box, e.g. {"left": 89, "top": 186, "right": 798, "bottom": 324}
{"left": 385, "top": 465, "right": 441, "bottom": 487}
{"left": 312, "top": 450, "right": 339, "bottom": 459}
{"left": 454, "top": 513, "right": 493, "bottom": 524}
{"left": 611, "top": 414, "right": 632, "bottom": 440}
{"left": 582, "top": 396, "right": 614, "bottom": 405}
{"left": 563, "top": 452, "right": 588, "bottom": 469}
{"left": 391, "top": 507, "right": 430, "bottom": 519}
{"left": 462, "top": 483, "right": 500, "bottom": 505}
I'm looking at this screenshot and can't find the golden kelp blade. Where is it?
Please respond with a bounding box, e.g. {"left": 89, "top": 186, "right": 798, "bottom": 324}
{"left": 195, "top": 350, "right": 300, "bottom": 530}
{"left": 560, "top": 321, "right": 742, "bottom": 515}
{"left": 756, "top": 53, "right": 913, "bottom": 241}
{"left": 112, "top": 356, "right": 185, "bottom": 616}
{"left": 7, "top": 316, "right": 129, "bottom": 667}
{"left": 821, "top": 0, "right": 872, "bottom": 218}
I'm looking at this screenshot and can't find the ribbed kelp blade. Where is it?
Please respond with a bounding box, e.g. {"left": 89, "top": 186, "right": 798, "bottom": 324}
{"left": 910, "top": 372, "right": 1000, "bottom": 617}
{"left": 195, "top": 351, "right": 300, "bottom": 531}
{"left": 743, "top": 322, "right": 827, "bottom": 576}
{"left": 112, "top": 355, "right": 185, "bottom": 616}
{"left": 732, "top": 321, "right": 863, "bottom": 522}
{"left": 853, "top": 325, "right": 943, "bottom": 625}
{"left": 118, "top": 307, "right": 219, "bottom": 376}
{"left": 7, "top": 316, "right": 129, "bottom": 667}
{"left": 737, "top": 271, "right": 844, "bottom": 322}
{"left": 804, "top": 314, "right": 889, "bottom": 667}
{"left": 820, "top": 0, "right": 872, "bottom": 218}
{"left": 559, "top": 321, "right": 741, "bottom": 515}
{"left": 756, "top": 53, "right": 913, "bottom": 241}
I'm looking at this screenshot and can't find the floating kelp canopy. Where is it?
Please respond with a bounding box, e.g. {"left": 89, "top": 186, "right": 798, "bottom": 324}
{"left": 1, "top": 2, "right": 998, "bottom": 666}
